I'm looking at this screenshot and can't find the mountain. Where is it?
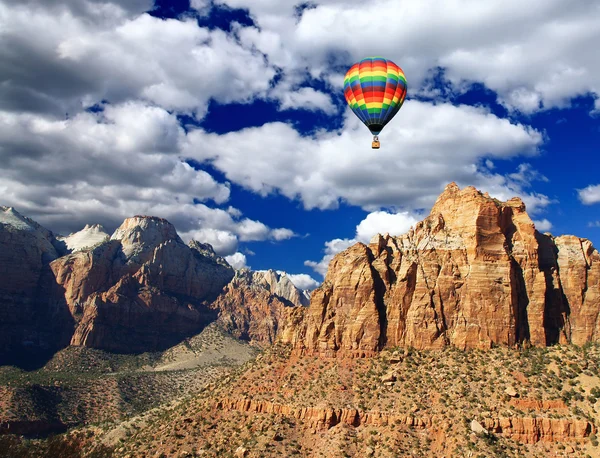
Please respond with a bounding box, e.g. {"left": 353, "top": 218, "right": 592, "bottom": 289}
{"left": 212, "top": 269, "right": 309, "bottom": 346}
{"left": 2, "top": 186, "right": 600, "bottom": 457}
{"left": 0, "top": 211, "right": 311, "bottom": 360}
{"left": 281, "top": 183, "right": 600, "bottom": 355}
{"left": 50, "top": 216, "right": 235, "bottom": 353}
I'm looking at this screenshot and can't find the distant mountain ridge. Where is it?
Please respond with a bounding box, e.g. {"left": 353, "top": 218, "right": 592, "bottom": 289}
{"left": 0, "top": 208, "right": 309, "bottom": 363}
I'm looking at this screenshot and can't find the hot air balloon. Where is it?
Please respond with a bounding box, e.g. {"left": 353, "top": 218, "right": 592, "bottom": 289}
{"left": 343, "top": 57, "right": 407, "bottom": 149}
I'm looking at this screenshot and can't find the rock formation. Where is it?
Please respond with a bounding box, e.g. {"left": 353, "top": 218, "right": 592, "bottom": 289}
{"left": 215, "top": 397, "right": 595, "bottom": 443}
{"left": 50, "top": 216, "right": 235, "bottom": 353}
{"left": 1, "top": 208, "right": 311, "bottom": 357}
{"left": 282, "top": 183, "right": 600, "bottom": 354}
{"left": 212, "top": 269, "right": 308, "bottom": 346}
{"left": 0, "top": 207, "right": 72, "bottom": 362}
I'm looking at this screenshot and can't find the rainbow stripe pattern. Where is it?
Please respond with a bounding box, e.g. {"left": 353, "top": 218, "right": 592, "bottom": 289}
{"left": 343, "top": 57, "right": 407, "bottom": 135}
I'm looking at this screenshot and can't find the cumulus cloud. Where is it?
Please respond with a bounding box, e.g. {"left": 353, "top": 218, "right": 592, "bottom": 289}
{"left": 578, "top": 184, "right": 600, "bottom": 205}
{"left": 190, "top": 0, "right": 211, "bottom": 15}
{"left": 271, "top": 228, "right": 297, "bottom": 241}
{"left": 355, "top": 211, "right": 419, "bottom": 243}
{"left": 0, "top": 102, "right": 295, "bottom": 256}
{"left": 0, "top": 2, "right": 276, "bottom": 117}
{"left": 184, "top": 100, "right": 544, "bottom": 211}
{"left": 225, "top": 252, "right": 248, "bottom": 270}
{"left": 221, "top": 0, "right": 600, "bottom": 114}
{"left": 304, "top": 208, "right": 422, "bottom": 278}
{"left": 284, "top": 273, "right": 320, "bottom": 291}
{"left": 533, "top": 219, "right": 553, "bottom": 232}
{"left": 273, "top": 87, "right": 337, "bottom": 114}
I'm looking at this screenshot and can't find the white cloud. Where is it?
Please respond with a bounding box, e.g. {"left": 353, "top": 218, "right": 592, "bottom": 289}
{"left": 190, "top": 0, "right": 211, "bottom": 15}
{"left": 284, "top": 273, "right": 320, "bottom": 291}
{"left": 0, "top": 3, "right": 276, "bottom": 117}
{"left": 304, "top": 209, "right": 420, "bottom": 278}
{"left": 0, "top": 102, "right": 295, "bottom": 256}
{"left": 184, "top": 100, "right": 543, "bottom": 212}
{"left": 305, "top": 209, "right": 422, "bottom": 278}
{"left": 226, "top": 206, "right": 243, "bottom": 218}
{"left": 225, "top": 252, "right": 248, "bottom": 270}
{"left": 588, "top": 221, "right": 600, "bottom": 228}
{"left": 533, "top": 219, "right": 553, "bottom": 232}
{"left": 223, "top": 0, "right": 600, "bottom": 113}
{"left": 578, "top": 184, "right": 600, "bottom": 205}
{"left": 355, "top": 211, "right": 419, "bottom": 244}
{"left": 274, "top": 87, "right": 336, "bottom": 114}
{"left": 186, "top": 228, "right": 239, "bottom": 256}
{"left": 271, "top": 228, "right": 297, "bottom": 241}
{"left": 593, "top": 97, "right": 600, "bottom": 115}
{"left": 507, "top": 163, "right": 548, "bottom": 186}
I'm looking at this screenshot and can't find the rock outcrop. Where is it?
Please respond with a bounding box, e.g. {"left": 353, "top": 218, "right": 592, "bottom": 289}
{"left": 215, "top": 397, "right": 595, "bottom": 443}
{"left": 212, "top": 269, "right": 308, "bottom": 346}
{"left": 50, "top": 216, "right": 235, "bottom": 353}
{"left": 282, "top": 184, "right": 600, "bottom": 354}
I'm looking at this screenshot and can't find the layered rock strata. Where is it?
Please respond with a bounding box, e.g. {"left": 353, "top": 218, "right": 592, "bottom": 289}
{"left": 282, "top": 183, "right": 600, "bottom": 353}
{"left": 215, "top": 397, "right": 595, "bottom": 443}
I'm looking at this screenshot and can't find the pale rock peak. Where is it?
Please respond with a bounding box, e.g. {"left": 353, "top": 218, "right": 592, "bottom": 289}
{"left": 1, "top": 206, "right": 43, "bottom": 232}
{"left": 0, "top": 206, "right": 58, "bottom": 260}
{"left": 57, "top": 224, "right": 110, "bottom": 253}
{"left": 111, "top": 215, "right": 183, "bottom": 257}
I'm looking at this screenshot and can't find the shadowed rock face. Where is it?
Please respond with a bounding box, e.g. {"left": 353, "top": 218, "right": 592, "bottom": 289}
{"left": 0, "top": 207, "right": 73, "bottom": 364}
{"left": 282, "top": 183, "right": 600, "bottom": 354}
{"left": 50, "top": 216, "right": 235, "bottom": 353}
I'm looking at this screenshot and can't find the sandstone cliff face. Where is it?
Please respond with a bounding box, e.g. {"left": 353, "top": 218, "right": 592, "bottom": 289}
{"left": 0, "top": 207, "right": 72, "bottom": 360}
{"left": 282, "top": 184, "right": 600, "bottom": 354}
{"left": 50, "top": 216, "right": 235, "bottom": 353}
{"left": 212, "top": 269, "right": 307, "bottom": 346}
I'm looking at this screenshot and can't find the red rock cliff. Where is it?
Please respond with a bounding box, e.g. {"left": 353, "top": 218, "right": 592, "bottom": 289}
{"left": 282, "top": 183, "right": 600, "bottom": 353}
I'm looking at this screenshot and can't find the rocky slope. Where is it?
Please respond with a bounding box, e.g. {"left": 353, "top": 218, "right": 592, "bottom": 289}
{"left": 282, "top": 183, "right": 600, "bottom": 355}
{"left": 83, "top": 342, "right": 600, "bottom": 457}
{"left": 0, "top": 324, "right": 257, "bottom": 438}
{"left": 212, "top": 269, "right": 309, "bottom": 346}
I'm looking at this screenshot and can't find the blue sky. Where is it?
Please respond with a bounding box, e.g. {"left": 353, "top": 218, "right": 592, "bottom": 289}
{"left": 0, "top": 0, "right": 599, "bottom": 289}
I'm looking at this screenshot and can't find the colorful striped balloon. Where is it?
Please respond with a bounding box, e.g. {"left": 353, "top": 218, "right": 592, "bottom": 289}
{"left": 343, "top": 57, "right": 407, "bottom": 142}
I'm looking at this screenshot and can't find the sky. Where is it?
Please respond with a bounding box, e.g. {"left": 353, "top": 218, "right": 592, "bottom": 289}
{"left": 0, "top": 0, "right": 599, "bottom": 290}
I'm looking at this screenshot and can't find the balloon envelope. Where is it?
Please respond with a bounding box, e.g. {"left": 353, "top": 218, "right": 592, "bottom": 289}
{"left": 343, "top": 57, "right": 407, "bottom": 135}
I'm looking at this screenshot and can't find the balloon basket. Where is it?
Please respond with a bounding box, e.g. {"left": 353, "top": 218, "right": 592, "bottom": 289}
{"left": 372, "top": 136, "right": 380, "bottom": 149}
